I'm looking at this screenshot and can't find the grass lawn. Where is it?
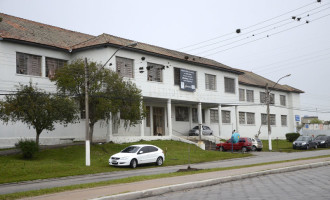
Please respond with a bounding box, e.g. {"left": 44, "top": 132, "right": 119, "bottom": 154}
{"left": 261, "top": 139, "right": 329, "bottom": 152}
{"left": 0, "top": 140, "right": 251, "bottom": 184}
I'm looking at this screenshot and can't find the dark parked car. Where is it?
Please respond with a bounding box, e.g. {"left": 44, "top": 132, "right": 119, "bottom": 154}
{"left": 313, "top": 135, "right": 330, "bottom": 148}
{"left": 189, "top": 125, "right": 213, "bottom": 136}
{"left": 293, "top": 136, "right": 317, "bottom": 150}
{"left": 216, "top": 137, "right": 252, "bottom": 152}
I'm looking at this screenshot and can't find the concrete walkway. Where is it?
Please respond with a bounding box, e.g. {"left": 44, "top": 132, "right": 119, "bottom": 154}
{"left": 21, "top": 157, "right": 330, "bottom": 200}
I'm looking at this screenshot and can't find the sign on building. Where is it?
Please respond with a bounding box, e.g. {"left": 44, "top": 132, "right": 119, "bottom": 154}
{"left": 295, "top": 115, "right": 300, "bottom": 122}
{"left": 180, "top": 68, "right": 196, "bottom": 92}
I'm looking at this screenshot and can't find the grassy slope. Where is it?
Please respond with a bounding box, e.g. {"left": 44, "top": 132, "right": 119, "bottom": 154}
{"left": 0, "top": 140, "right": 250, "bottom": 184}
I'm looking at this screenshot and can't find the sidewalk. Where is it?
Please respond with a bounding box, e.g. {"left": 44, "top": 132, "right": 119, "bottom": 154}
{"left": 22, "top": 157, "right": 330, "bottom": 200}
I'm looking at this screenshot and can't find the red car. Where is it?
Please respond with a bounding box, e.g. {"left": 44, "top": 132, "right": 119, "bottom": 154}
{"left": 216, "top": 137, "right": 253, "bottom": 152}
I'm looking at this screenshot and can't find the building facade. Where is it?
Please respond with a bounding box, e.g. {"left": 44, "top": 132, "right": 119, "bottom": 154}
{"left": 0, "top": 13, "right": 303, "bottom": 148}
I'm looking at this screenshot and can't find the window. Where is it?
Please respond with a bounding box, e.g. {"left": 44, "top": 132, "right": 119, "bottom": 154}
{"left": 175, "top": 106, "right": 189, "bottom": 121}
{"left": 192, "top": 108, "right": 205, "bottom": 123}
{"left": 222, "top": 110, "right": 231, "bottom": 123}
{"left": 280, "top": 95, "right": 286, "bottom": 106}
{"left": 210, "top": 110, "right": 219, "bottom": 123}
{"left": 116, "top": 56, "right": 134, "bottom": 78}
{"left": 261, "top": 114, "right": 276, "bottom": 125}
{"left": 205, "top": 74, "right": 216, "bottom": 90}
{"left": 247, "top": 112, "right": 255, "bottom": 125}
{"left": 281, "top": 115, "right": 287, "bottom": 126}
{"left": 239, "top": 89, "right": 245, "bottom": 101}
{"left": 239, "top": 112, "right": 245, "bottom": 124}
{"left": 246, "top": 90, "right": 254, "bottom": 102}
{"left": 260, "top": 92, "right": 266, "bottom": 103}
{"left": 147, "top": 62, "right": 163, "bottom": 82}
{"left": 16, "top": 52, "right": 42, "bottom": 76}
{"left": 46, "top": 57, "right": 67, "bottom": 78}
{"left": 270, "top": 93, "right": 275, "bottom": 105}
{"left": 146, "top": 106, "right": 150, "bottom": 127}
{"left": 239, "top": 112, "right": 255, "bottom": 125}
{"left": 224, "top": 77, "right": 235, "bottom": 93}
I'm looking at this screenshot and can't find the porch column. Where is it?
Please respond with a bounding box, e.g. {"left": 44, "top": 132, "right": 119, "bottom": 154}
{"left": 150, "top": 106, "right": 154, "bottom": 136}
{"left": 106, "top": 113, "right": 113, "bottom": 142}
{"left": 198, "top": 102, "right": 202, "bottom": 141}
{"left": 235, "top": 105, "right": 239, "bottom": 132}
{"left": 167, "top": 99, "right": 172, "bottom": 137}
{"left": 218, "top": 104, "right": 222, "bottom": 137}
{"left": 140, "top": 98, "right": 144, "bottom": 137}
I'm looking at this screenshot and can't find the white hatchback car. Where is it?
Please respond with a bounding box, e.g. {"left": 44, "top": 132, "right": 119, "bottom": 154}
{"left": 109, "top": 144, "right": 165, "bottom": 168}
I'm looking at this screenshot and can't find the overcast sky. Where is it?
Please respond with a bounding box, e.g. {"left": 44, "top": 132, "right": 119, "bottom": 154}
{"left": 1, "top": 0, "right": 330, "bottom": 120}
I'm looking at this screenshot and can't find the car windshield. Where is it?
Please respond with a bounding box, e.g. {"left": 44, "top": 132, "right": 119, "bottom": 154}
{"left": 193, "top": 126, "right": 199, "bottom": 130}
{"left": 296, "top": 136, "right": 309, "bottom": 141}
{"left": 315, "top": 136, "right": 327, "bottom": 140}
{"left": 121, "top": 146, "right": 140, "bottom": 153}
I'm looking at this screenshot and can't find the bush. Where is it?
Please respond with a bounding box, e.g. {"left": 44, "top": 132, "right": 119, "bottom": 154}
{"left": 285, "top": 133, "right": 300, "bottom": 142}
{"left": 15, "top": 139, "right": 39, "bottom": 159}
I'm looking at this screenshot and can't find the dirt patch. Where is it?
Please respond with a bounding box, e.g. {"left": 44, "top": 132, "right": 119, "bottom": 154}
{"left": 177, "top": 166, "right": 200, "bottom": 172}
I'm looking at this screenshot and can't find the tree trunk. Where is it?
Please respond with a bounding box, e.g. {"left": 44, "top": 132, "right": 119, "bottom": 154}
{"left": 36, "top": 131, "right": 42, "bottom": 146}
{"left": 89, "top": 123, "right": 94, "bottom": 143}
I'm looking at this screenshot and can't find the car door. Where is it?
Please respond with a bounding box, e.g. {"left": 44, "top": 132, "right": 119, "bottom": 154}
{"left": 235, "top": 138, "right": 245, "bottom": 150}
{"left": 137, "top": 146, "right": 149, "bottom": 164}
{"left": 146, "top": 146, "right": 159, "bottom": 163}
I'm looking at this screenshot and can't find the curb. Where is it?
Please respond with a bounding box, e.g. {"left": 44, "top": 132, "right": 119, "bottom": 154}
{"left": 93, "top": 161, "right": 330, "bottom": 200}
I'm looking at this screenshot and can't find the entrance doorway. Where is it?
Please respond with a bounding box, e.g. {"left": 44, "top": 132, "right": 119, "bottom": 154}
{"left": 153, "top": 107, "right": 165, "bottom": 136}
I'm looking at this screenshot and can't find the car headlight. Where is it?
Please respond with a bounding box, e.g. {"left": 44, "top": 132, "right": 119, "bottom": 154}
{"left": 302, "top": 142, "right": 306, "bottom": 145}
{"left": 120, "top": 157, "right": 129, "bottom": 160}
{"left": 321, "top": 141, "right": 325, "bottom": 144}
{"left": 293, "top": 142, "right": 295, "bottom": 145}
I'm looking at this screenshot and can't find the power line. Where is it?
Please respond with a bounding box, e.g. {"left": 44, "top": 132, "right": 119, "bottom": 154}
{"left": 177, "top": 1, "right": 318, "bottom": 51}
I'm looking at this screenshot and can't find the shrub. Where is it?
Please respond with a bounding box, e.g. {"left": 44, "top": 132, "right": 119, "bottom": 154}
{"left": 15, "top": 139, "right": 39, "bottom": 159}
{"left": 285, "top": 133, "right": 300, "bottom": 142}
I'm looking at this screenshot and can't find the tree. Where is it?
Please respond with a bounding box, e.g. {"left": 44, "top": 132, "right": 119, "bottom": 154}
{"left": 52, "top": 59, "right": 144, "bottom": 142}
{"left": 310, "top": 118, "right": 322, "bottom": 124}
{"left": 0, "top": 84, "right": 78, "bottom": 145}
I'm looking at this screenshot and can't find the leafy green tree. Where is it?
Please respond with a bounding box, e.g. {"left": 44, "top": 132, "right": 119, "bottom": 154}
{"left": 310, "top": 118, "right": 322, "bottom": 124}
{"left": 52, "top": 59, "right": 144, "bottom": 142}
{"left": 0, "top": 84, "right": 78, "bottom": 145}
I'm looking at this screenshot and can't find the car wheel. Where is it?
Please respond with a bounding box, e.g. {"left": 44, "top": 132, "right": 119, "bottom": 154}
{"left": 130, "top": 159, "right": 137, "bottom": 169}
{"left": 252, "top": 145, "right": 257, "bottom": 151}
{"left": 219, "top": 146, "right": 224, "bottom": 152}
{"left": 325, "top": 143, "right": 328, "bottom": 148}
{"left": 306, "top": 145, "right": 309, "bottom": 150}
{"left": 156, "top": 157, "right": 163, "bottom": 166}
{"left": 242, "top": 147, "right": 247, "bottom": 153}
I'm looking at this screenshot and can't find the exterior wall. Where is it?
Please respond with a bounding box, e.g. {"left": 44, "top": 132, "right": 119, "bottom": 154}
{"left": 0, "top": 41, "right": 302, "bottom": 148}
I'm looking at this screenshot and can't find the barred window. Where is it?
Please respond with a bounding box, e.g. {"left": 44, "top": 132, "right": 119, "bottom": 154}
{"left": 224, "top": 77, "right": 235, "bottom": 93}
{"left": 210, "top": 110, "right": 219, "bottom": 123}
{"left": 175, "top": 106, "right": 189, "bottom": 121}
{"left": 262, "top": 113, "right": 276, "bottom": 125}
{"left": 270, "top": 93, "right": 275, "bottom": 105}
{"left": 46, "top": 57, "right": 67, "bottom": 78}
{"left": 247, "top": 112, "right": 255, "bottom": 125}
{"left": 239, "top": 89, "right": 245, "bottom": 101}
{"left": 281, "top": 115, "right": 287, "bottom": 126}
{"left": 246, "top": 90, "right": 254, "bottom": 102}
{"left": 280, "top": 95, "right": 286, "bottom": 106}
{"left": 205, "top": 74, "right": 216, "bottom": 90}
{"left": 116, "top": 56, "right": 134, "bottom": 78}
{"left": 260, "top": 92, "right": 266, "bottom": 103}
{"left": 239, "top": 112, "right": 245, "bottom": 124}
{"left": 192, "top": 108, "right": 205, "bottom": 123}
{"left": 222, "top": 110, "right": 231, "bottom": 123}
{"left": 147, "top": 62, "right": 163, "bottom": 82}
{"left": 16, "top": 52, "right": 42, "bottom": 76}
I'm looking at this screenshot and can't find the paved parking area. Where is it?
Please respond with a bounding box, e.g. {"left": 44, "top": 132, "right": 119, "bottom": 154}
{"left": 142, "top": 165, "right": 330, "bottom": 200}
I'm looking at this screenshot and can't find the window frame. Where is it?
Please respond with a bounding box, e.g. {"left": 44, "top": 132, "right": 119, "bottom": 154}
{"left": 246, "top": 90, "right": 254, "bottom": 102}
{"left": 16, "top": 52, "right": 42, "bottom": 76}
{"left": 205, "top": 74, "right": 216, "bottom": 91}
{"left": 175, "top": 106, "right": 189, "bottom": 122}
{"left": 221, "top": 110, "right": 231, "bottom": 124}
{"left": 210, "top": 109, "right": 219, "bottom": 123}
{"left": 224, "top": 77, "right": 235, "bottom": 94}
{"left": 239, "top": 88, "right": 245, "bottom": 101}
{"left": 116, "top": 56, "right": 134, "bottom": 78}
{"left": 280, "top": 95, "right": 286, "bottom": 106}
{"left": 281, "top": 115, "right": 287, "bottom": 126}
{"left": 147, "top": 62, "right": 164, "bottom": 82}
{"left": 45, "top": 57, "right": 67, "bottom": 78}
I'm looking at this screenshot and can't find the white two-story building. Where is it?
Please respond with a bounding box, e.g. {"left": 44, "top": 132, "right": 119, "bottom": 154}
{"left": 0, "top": 13, "right": 303, "bottom": 148}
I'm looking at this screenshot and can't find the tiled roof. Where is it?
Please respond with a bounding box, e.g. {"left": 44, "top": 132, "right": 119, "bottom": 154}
{"left": 238, "top": 70, "right": 304, "bottom": 93}
{"left": 0, "top": 13, "right": 93, "bottom": 49}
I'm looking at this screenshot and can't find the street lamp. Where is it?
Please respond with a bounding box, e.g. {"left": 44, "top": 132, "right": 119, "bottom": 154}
{"left": 84, "top": 41, "right": 138, "bottom": 166}
{"left": 266, "top": 74, "right": 291, "bottom": 151}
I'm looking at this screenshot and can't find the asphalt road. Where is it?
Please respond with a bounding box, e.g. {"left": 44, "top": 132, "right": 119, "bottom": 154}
{"left": 1, "top": 150, "right": 330, "bottom": 195}
{"left": 142, "top": 165, "right": 330, "bottom": 200}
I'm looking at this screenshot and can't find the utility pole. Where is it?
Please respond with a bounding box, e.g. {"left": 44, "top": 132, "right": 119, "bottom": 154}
{"left": 84, "top": 58, "right": 90, "bottom": 166}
